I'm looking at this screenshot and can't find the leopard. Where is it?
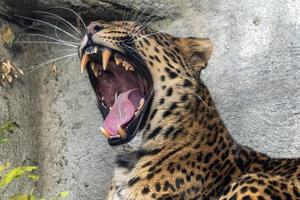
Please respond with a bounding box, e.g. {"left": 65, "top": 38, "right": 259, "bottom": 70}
{"left": 78, "top": 20, "right": 300, "bottom": 200}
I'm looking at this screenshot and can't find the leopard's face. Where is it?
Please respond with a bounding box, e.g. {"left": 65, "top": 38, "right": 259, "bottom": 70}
{"left": 78, "top": 20, "right": 213, "bottom": 146}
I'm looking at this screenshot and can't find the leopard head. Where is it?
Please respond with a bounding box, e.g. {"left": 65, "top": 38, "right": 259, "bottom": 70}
{"left": 78, "top": 20, "right": 213, "bottom": 146}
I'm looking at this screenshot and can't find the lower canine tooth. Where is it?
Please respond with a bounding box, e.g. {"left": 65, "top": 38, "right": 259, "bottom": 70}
{"left": 140, "top": 98, "right": 145, "bottom": 107}
{"left": 94, "top": 47, "right": 98, "bottom": 54}
{"left": 80, "top": 54, "right": 89, "bottom": 73}
{"left": 102, "top": 49, "right": 112, "bottom": 71}
{"left": 100, "top": 127, "right": 110, "bottom": 139}
{"left": 91, "top": 63, "right": 99, "bottom": 77}
{"left": 137, "top": 98, "right": 145, "bottom": 111}
{"left": 118, "top": 126, "right": 126, "bottom": 138}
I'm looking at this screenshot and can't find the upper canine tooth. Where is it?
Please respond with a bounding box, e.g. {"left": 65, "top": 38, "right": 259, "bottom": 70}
{"left": 102, "top": 48, "right": 112, "bottom": 71}
{"left": 81, "top": 54, "right": 89, "bottom": 73}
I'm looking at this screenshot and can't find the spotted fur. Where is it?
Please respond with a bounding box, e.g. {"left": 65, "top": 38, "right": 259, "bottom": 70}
{"left": 81, "top": 21, "right": 300, "bottom": 200}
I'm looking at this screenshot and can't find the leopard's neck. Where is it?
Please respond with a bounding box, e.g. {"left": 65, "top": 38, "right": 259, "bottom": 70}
{"left": 140, "top": 78, "right": 263, "bottom": 195}
{"left": 142, "top": 77, "right": 235, "bottom": 149}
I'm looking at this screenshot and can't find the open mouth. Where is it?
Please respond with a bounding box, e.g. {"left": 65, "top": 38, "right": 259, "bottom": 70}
{"left": 80, "top": 44, "right": 153, "bottom": 146}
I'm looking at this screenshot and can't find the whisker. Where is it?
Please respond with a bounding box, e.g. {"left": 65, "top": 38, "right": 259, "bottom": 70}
{"left": 57, "top": 56, "right": 73, "bottom": 72}
{"left": 15, "top": 41, "right": 78, "bottom": 48}
{"left": 23, "top": 33, "right": 79, "bottom": 45}
{"left": 16, "top": 24, "right": 48, "bottom": 40}
{"left": 121, "top": 6, "right": 127, "bottom": 23}
{"left": 122, "top": 7, "right": 132, "bottom": 23}
{"left": 54, "top": 21, "right": 63, "bottom": 41}
{"left": 101, "top": 7, "right": 118, "bottom": 22}
{"left": 135, "top": 29, "right": 177, "bottom": 39}
{"left": 134, "top": 5, "right": 176, "bottom": 35}
{"left": 0, "top": 9, "right": 29, "bottom": 28}
{"left": 137, "top": 0, "right": 155, "bottom": 28}
{"left": 14, "top": 15, "right": 81, "bottom": 42}
{"left": 20, "top": 26, "right": 46, "bottom": 34}
{"left": 55, "top": 48, "right": 78, "bottom": 53}
{"left": 25, "top": 53, "right": 78, "bottom": 74}
{"left": 33, "top": 11, "right": 82, "bottom": 37}
{"left": 49, "top": 6, "right": 87, "bottom": 29}
{"left": 128, "top": 0, "right": 142, "bottom": 22}
{"left": 132, "top": 0, "right": 154, "bottom": 27}
{"left": 186, "top": 88, "right": 210, "bottom": 109}
{"left": 125, "top": 0, "right": 145, "bottom": 23}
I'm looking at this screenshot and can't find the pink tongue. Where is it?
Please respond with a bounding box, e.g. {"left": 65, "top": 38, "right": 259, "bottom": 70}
{"left": 103, "top": 89, "right": 139, "bottom": 136}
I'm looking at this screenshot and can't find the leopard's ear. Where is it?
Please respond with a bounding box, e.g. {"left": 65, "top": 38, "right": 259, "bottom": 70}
{"left": 178, "top": 37, "right": 213, "bottom": 71}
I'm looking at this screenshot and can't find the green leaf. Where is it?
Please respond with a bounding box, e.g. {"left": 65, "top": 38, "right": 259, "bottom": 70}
{"left": 0, "top": 121, "right": 19, "bottom": 133}
{"left": 0, "top": 166, "right": 38, "bottom": 188}
{"left": 0, "top": 135, "right": 9, "bottom": 144}
{"left": 27, "top": 174, "right": 39, "bottom": 181}
{"left": 9, "top": 194, "right": 29, "bottom": 200}
{"left": 59, "top": 191, "right": 69, "bottom": 198}
{"left": 0, "top": 122, "right": 19, "bottom": 145}
{"left": 9, "top": 194, "right": 37, "bottom": 200}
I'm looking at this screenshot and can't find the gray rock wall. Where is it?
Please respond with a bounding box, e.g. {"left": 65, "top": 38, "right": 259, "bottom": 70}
{"left": 0, "top": 19, "right": 43, "bottom": 199}
{"left": 0, "top": 0, "right": 299, "bottom": 199}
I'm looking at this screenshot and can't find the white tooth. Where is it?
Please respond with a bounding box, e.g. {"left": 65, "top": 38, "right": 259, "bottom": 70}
{"left": 94, "top": 47, "right": 98, "bottom": 54}
{"left": 118, "top": 126, "right": 126, "bottom": 138}
{"left": 114, "top": 56, "right": 122, "bottom": 65}
{"left": 136, "top": 98, "right": 145, "bottom": 112}
{"left": 139, "top": 98, "right": 145, "bottom": 108}
{"left": 100, "top": 127, "right": 110, "bottom": 139}
{"left": 91, "top": 62, "right": 98, "bottom": 77}
{"left": 123, "top": 61, "right": 133, "bottom": 71}
{"left": 115, "top": 92, "right": 118, "bottom": 100}
{"left": 80, "top": 54, "right": 89, "bottom": 73}
{"left": 102, "top": 49, "right": 112, "bottom": 71}
{"left": 110, "top": 135, "right": 121, "bottom": 139}
{"left": 135, "top": 98, "right": 145, "bottom": 115}
{"left": 129, "top": 66, "right": 135, "bottom": 71}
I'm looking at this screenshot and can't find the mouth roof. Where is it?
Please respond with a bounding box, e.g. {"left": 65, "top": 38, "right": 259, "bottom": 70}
{"left": 80, "top": 44, "right": 153, "bottom": 145}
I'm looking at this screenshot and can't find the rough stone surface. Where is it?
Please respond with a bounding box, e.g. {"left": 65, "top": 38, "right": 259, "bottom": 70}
{"left": 0, "top": 19, "right": 42, "bottom": 199}
{"left": 4, "top": 0, "right": 179, "bottom": 22}
{"left": 0, "top": 0, "right": 299, "bottom": 199}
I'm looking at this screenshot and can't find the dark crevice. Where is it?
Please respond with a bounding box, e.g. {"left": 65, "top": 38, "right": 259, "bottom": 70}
{"left": 2, "top": 0, "right": 164, "bottom": 26}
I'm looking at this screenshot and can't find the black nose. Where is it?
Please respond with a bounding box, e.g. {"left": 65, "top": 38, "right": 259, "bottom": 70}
{"left": 87, "top": 22, "right": 103, "bottom": 35}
